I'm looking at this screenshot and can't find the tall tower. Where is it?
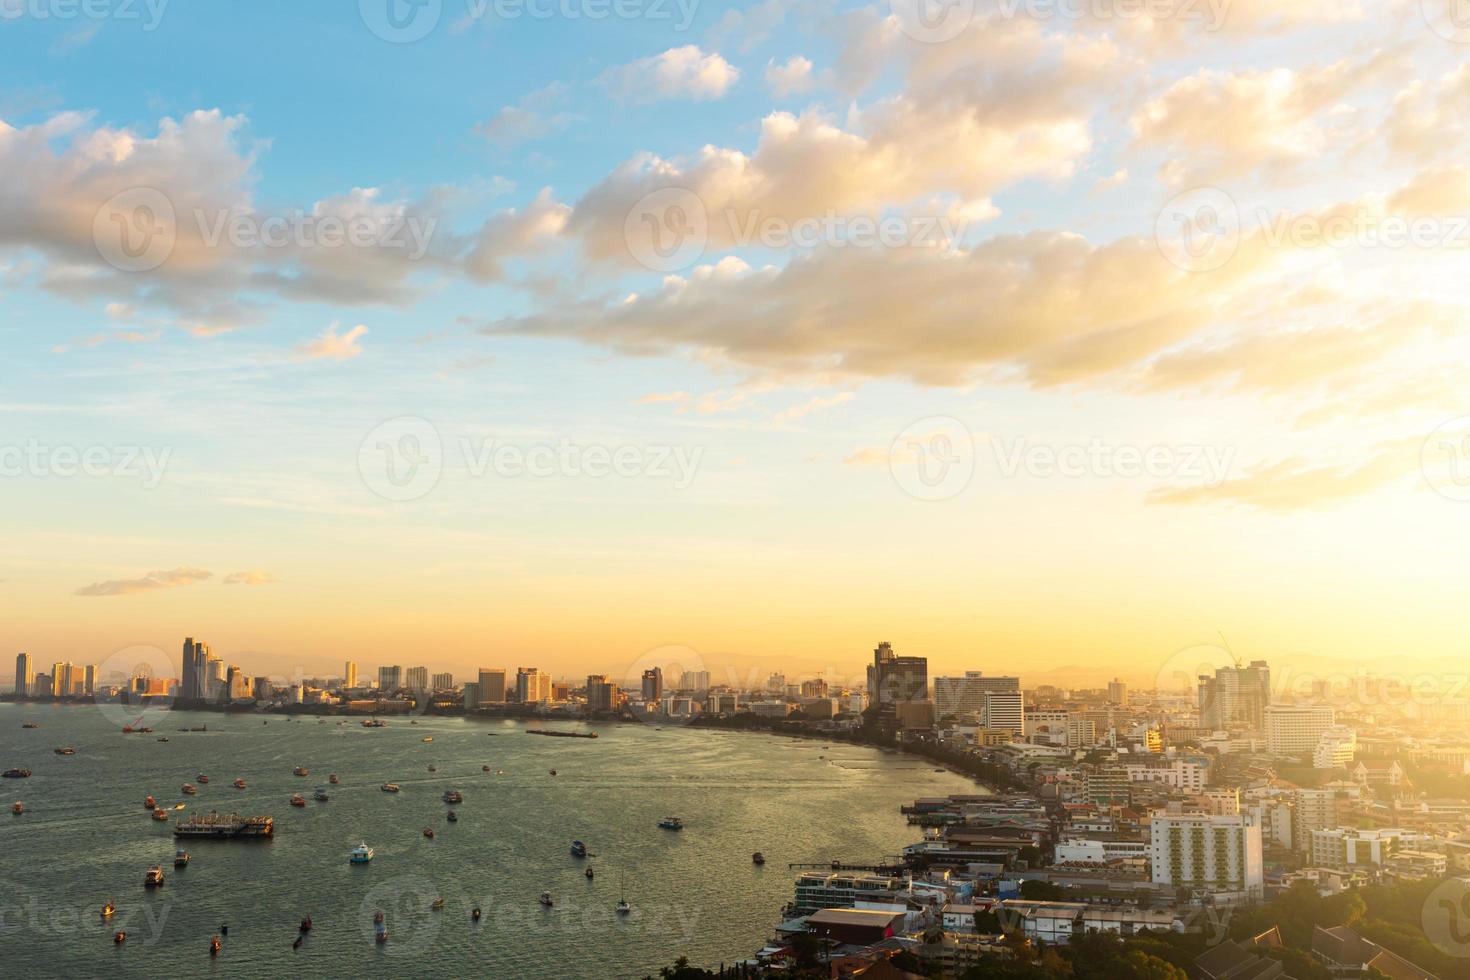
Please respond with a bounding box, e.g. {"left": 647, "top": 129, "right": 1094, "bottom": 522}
{"left": 14, "top": 652, "right": 33, "bottom": 696}
{"left": 344, "top": 661, "right": 358, "bottom": 689}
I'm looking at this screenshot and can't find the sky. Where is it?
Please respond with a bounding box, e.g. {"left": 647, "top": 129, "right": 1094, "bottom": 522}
{"left": 3, "top": 0, "right": 1470, "bottom": 691}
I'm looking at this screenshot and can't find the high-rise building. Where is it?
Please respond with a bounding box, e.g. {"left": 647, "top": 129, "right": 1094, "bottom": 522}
{"left": 406, "top": 666, "right": 428, "bottom": 693}
{"left": 1198, "top": 661, "right": 1271, "bottom": 730}
{"left": 51, "top": 662, "right": 80, "bottom": 696}
{"left": 641, "top": 667, "right": 663, "bottom": 702}
{"left": 1107, "top": 678, "right": 1127, "bottom": 706}
{"left": 14, "top": 652, "right": 32, "bottom": 696}
{"left": 867, "top": 641, "right": 928, "bottom": 707}
{"left": 34, "top": 672, "right": 52, "bottom": 697}
{"left": 431, "top": 672, "right": 454, "bottom": 692}
{"left": 586, "top": 674, "right": 617, "bottom": 713}
{"left": 83, "top": 664, "right": 97, "bottom": 695}
{"left": 478, "top": 668, "right": 506, "bottom": 704}
{"left": 344, "top": 661, "right": 358, "bottom": 689}
{"left": 1313, "top": 726, "right": 1357, "bottom": 769}
{"left": 682, "top": 670, "right": 711, "bottom": 692}
{"left": 378, "top": 665, "right": 402, "bottom": 691}
{"left": 515, "top": 667, "right": 551, "bottom": 704}
{"left": 252, "top": 677, "right": 273, "bottom": 701}
{"left": 933, "top": 672, "right": 1020, "bottom": 719}
{"left": 1149, "top": 810, "right": 1264, "bottom": 901}
{"left": 980, "top": 690, "right": 1024, "bottom": 734}
{"left": 1265, "top": 705, "right": 1335, "bottom": 756}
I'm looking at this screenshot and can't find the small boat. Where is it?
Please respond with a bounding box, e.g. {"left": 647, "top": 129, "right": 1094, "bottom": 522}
{"left": 373, "top": 910, "right": 387, "bottom": 942}
{"left": 210, "top": 935, "right": 221, "bottom": 956}
{"left": 350, "top": 843, "right": 374, "bottom": 863}
{"left": 934, "top": 768, "right": 946, "bottom": 773}
{"left": 427, "top": 765, "right": 436, "bottom": 772}
{"left": 144, "top": 866, "right": 164, "bottom": 888}
{"left": 421, "top": 736, "right": 432, "bottom": 743}
{"left": 571, "top": 840, "right": 587, "bottom": 858}
{"left": 362, "top": 719, "right": 386, "bottom": 728}
{"left": 423, "top": 827, "right": 435, "bottom": 838}
{"left": 289, "top": 794, "right": 306, "bottom": 807}
{"left": 443, "top": 789, "right": 463, "bottom": 804}
{"left": 616, "top": 873, "right": 630, "bottom": 915}
{"left": 233, "top": 778, "right": 246, "bottom": 789}
{"left": 446, "top": 811, "right": 458, "bottom": 823}
{"left": 2, "top": 769, "right": 31, "bottom": 779}
{"left": 293, "top": 936, "right": 302, "bottom": 950}
{"left": 22, "top": 722, "right": 39, "bottom": 729}
{"left": 380, "top": 783, "right": 400, "bottom": 793}
{"left": 548, "top": 769, "right": 557, "bottom": 776}
{"left": 144, "top": 795, "right": 156, "bottom": 810}
{"left": 54, "top": 746, "right": 76, "bottom": 756}
{"left": 471, "top": 907, "right": 481, "bottom": 922}
{"left": 430, "top": 898, "right": 445, "bottom": 911}
{"left": 122, "top": 726, "right": 133, "bottom": 734}
{"left": 299, "top": 915, "right": 312, "bottom": 933}
{"left": 114, "top": 931, "right": 126, "bottom": 944}
{"left": 482, "top": 765, "right": 490, "bottom": 772}
{"left": 138, "top": 727, "right": 153, "bottom": 734}
{"left": 181, "top": 784, "right": 197, "bottom": 795}
{"left": 10, "top": 802, "right": 22, "bottom": 815}
{"left": 175, "top": 849, "right": 190, "bottom": 868}
{"left": 585, "top": 866, "right": 594, "bottom": 880}
{"left": 314, "top": 787, "right": 329, "bottom": 801}
{"left": 221, "top": 923, "right": 229, "bottom": 936}
{"left": 539, "top": 892, "right": 553, "bottom": 908}
{"left": 293, "top": 767, "right": 309, "bottom": 777}
{"left": 152, "top": 809, "right": 169, "bottom": 822}
{"left": 102, "top": 901, "right": 115, "bottom": 918}
{"left": 658, "top": 816, "right": 683, "bottom": 830}
{"left": 156, "top": 737, "right": 168, "bottom": 742}
{"left": 197, "top": 774, "right": 209, "bottom": 783}
{"left": 752, "top": 852, "right": 765, "bottom": 865}
{"left": 328, "top": 774, "right": 339, "bottom": 784}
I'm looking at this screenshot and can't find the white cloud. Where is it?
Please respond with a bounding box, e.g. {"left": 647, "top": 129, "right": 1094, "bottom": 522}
{"left": 600, "top": 46, "right": 741, "bottom": 102}
{"left": 295, "top": 322, "right": 368, "bottom": 361}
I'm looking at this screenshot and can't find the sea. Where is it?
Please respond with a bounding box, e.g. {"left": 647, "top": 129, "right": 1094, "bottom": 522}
{"left": 0, "top": 702, "right": 980, "bottom": 978}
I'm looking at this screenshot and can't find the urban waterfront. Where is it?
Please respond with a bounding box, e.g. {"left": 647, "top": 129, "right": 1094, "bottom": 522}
{"left": 0, "top": 704, "right": 979, "bottom": 978}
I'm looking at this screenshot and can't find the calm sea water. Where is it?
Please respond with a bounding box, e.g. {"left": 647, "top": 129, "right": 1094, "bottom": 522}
{"left": 0, "top": 703, "right": 979, "bottom": 978}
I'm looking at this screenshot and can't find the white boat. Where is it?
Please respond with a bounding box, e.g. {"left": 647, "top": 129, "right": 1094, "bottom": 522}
{"left": 350, "top": 843, "right": 374, "bottom": 864}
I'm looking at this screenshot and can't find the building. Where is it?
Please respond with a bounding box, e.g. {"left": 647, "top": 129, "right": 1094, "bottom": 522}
{"left": 1197, "top": 661, "right": 1271, "bottom": 730}
{"left": 344, "top": 661, "right": 357, "bottom": 689}
{"left": 586, "top": 674, "right": 617, "bottom": 713}
{"left": 1265, "top": 704, "right": 1334, "bottom": 756}
{"left": 378, "top": 665, "right": 402, "bottom": 692}
{"left": 1086, "top": 766, "right": 1133, "bottom": 805}
{"left": 1025, "top": 709, "right": 1096, "bottom": 748}
{"left": 1309, "top": 828, "right": 1404, "bottom": 870}
{"left": 792, "top": 872, "right": 907, "bottom": 915}
{"left": 895, "top": 700, "right": 935, "bottom": 729}
{"left": 641, "top": 667, "right": 662, "bottom": 703}
{"left": 14, "top": 652, "right": 32, "bottom": 696}
{"left": 682, "top": 670, "right": 710, "bottom": 692}
{"left": 461, "top": 682, "right": 480, "bottom": 707}
{"left": 477, "top": 668, "right": 506, "bottom": 704}
{"left": 430, "top": 672, "right": 454, "bottom": 692}
{"left": 405, "top": 666, "right": 428, "bottom": 693}
{"left": 1125, "top": 759, "right": 1208, "bottom": 793}
{"left": 706, "top": 691, "right": 739, "bottom": 714}
{"left": 981, "top": 691, "right": 1024, "bottom": 735}
{"left": 1149, "top": 810, "right": 1265, "bottom": 901}
{"left": 1107, "top": 679, "right": 1127, "bottom": 706}
{"left": 83, "top": 664, "right": 96, "bottom": 695}
{"left": 867, "top": 641, "right": 928, "bottom": 707}
{"left": 181, "top": 637, "right": 213, "bottom": 701}
{"left": 934, "top": 672, "right": 1021, "bottom": 720}
{"left": 252, "top": 677, "right": 273, "bottom": 701}
{"left": 51, "top": 662, "right": 80, "bottom": 697}
{"left": 516, "top": 667, "right": 551, "bottom": 704}
{"left": 1313, "top": 726, "right": 1357, "bottom": 769}
{"left": 799, "top": 678, "right": 828, "bottom": 698}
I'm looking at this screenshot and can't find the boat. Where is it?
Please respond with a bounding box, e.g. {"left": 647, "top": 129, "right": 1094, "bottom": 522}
{"left": 658, "top": 816, "right": 684, "bottom": 830}
{"left": 289, "top": 794, "right": 306, "bottom": 807}
{"left": 423, "top": 827, "right": 435, "bottom": 838}
{"left": 21, "top": 723, "right": 39, "bottom": 729}
{"left": 144, "top": 866, "right": 164, "bottom": 888}
{"left": 616, "top": 874, "right": 630, "bottom": 915}
{"left": 156, "top": 737, "right": 168, "bottom": 742}
{"left": 482, "top": 765, "right": 490, "bottom": 772}
{"left": 934, "top": 768, "right": 946, "bottom": 773}
{"left": 362, "top": 719, "right": 386, "bottom": 728}
{"left": 431, "top": 898, "right": 445, "bottom": 911}
{"left": 527, "top": 729, "right": 599, "bottom": 739}
{"left": 548, "top": 769, "right": 557, "bottom": 776}
{"left": 210, "top": 935, "right": 221, "bottom": 956}
{"left": 174, "top": 849, "right": 190, "bottom": 868}
{"left": 585, "top": 866, "right": 594, "bottom": 880}
{"left": 144, "top": 795, "right": 156, "bottom": 809}
{"left": 122, "top": 726, "right": 133, "bottom": 734}
{"left": 182, "top": 784, "right": 197, "bottom": 795}
{"left": 152, "top": 809, "right": 170, "bottom": 822}
{"left": 10, "top": 802, "right": 21, "bottom": 815}
{"left": 175, "top": 811, "right": 275, "bottom": 838}
{"left": 539, "top": 892, "right": 553, "bottom": 908}
{"left": 197, "top": 774, "right": 209, "bottom": 783}
{"left": 446, "top": 810, "right": 458, "bottom": 823}
{"left": 421, "top": 736, "right": 432, "bottom": 743}
{"left": 471, "top": 907, "right": 481, "bottom": 922}
{"left": 752, "top": 852, "right": 765, "bottom": 865}
{"left": 373, "top": 910, "right": 387, "bottom": 942}
{"left": 3, "top": 769, "right": 32, "bottom": 779}
{"left": 293, "top": 767, "right": 309, "bottom": 777}
{"left": 54, "top": 746, "right": 76, "bottom": 756}
{"left": 114, "top": 931, "right": 126, "bottom": 944}
{"left": 233, "top": 778, "right": 246, "bottom": 789}
{"left": 328, "top": 774, "right": 339, "bottom": 784}
{"left": 442, "top": 789, "right": 463, "bottom": 804}
{"left": 102, "top": 901, "right": 115, "bottom": 918}
{"left": 427, "top": 765, "right": 436, "bottom": 772}
{"left": 350, "top": 843, "right": 374, "bottom": 863}
{"left": 380, "top": 783, "right": 400, "bottom": 793}
{"left": 299, "top": 915, "right": 312, "bottom": 932}
{"left": 570, "top": 840, "right": 587, "bottom": 858}
{"left": 314, "top": 787, "right": 329, "bottom": 801}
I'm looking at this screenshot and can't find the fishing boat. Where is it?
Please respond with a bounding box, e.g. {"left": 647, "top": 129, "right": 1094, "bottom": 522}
{"left": 328, "top": 774, "right": 339, "bottom": 784}
{"left": 293, "top": 766, "right": 309, "bottom": 777}
{"left": 156, "top": 737, "right": 168, "bottom": 742}
{"left": 442, "top": 789, "right": 463, "bottom": 804}
{"left": 362, "top": 719, "right": 386, "bottom": 729}
{"left": 616, "top": 874, "right": 630, "bottom": 915}
{"left": 2, "top": 769, "right": 31, "bottom": 779}
{"left": 182, "top": 783, "right": 197, "bottom": 795}
{"left": 174, "top": 849, "right": 191, "bottom": 868}
{"left": 658, "top": 816, "right": 684, "bottom": 830}
{"left": 380, "top": 783, "right": 400, "bottom": 793}
{"left": 144, "top": 795, "right": 156, "bottom": 809}
{"left": 113, "top": 931, "right": 126, "bottom": 944}
{"left": 21, "top": 722, "right": 39, "bottom": 729}
{"left": 152, "top": 809, "right": 170, "bottom": 822}
{"left": 431, "top": 898, "right": 445, "bottom": 911}
{"left": 423, "top": 827, "right": 435, "bottom": 839}
{"left": 102, "top": 901, "right": 115, "bottom": 918}
{"left": 539, "top": 892, "right": 553, "bottom": 908}
{"left": 313, "top": 786, "right": 329, "bottom": 801}
{"left": 471, "top": 907, "right": 481, "bottom": 922}
{"left": 289, "top": 794, "right": 306, "bottom": 807}
{"left": 54, "top": 746, "right": 76, "bottom": 756}
{"left": 210, "top": 935, "right": 221, "bottom": 956}
{"left": 299, "top": 915, "right": 312, "bottom": 933}
{"left": 197, "top": 773, "right": 210, "bottom": 784}
{"left": 373, "top": 910, "right": 387, "bottom": 942}
{"left": 752, "top": 852, "right": 765, "bottom": 865}
{"left": 144, "top": 865, "right": 164, "bottom": 888}
{"left": 350, "top": 843, "right": 374, "bottom": 864}
{"left": 570, "top": 840, "right": 587, "bottom": 858}
{"left": 233, "top": 778, "right": 246, "bottom": 789}
{"left": 446, "top": 810, "right": 458, "bottom": 823}
{"left": 585, "top": 866, "right": 594, "bottom": 880}
{"left": 10, "top": 802, "right": 22, "bottom": 815}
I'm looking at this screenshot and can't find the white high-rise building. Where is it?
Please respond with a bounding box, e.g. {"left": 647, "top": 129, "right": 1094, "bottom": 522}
{"left": 516, "top": 667, "right": 551, "bottom": 703}
{"left": 681, "top": 670, "right": 711, "bottom": 692}
{"left": 1313, "top": 726, "right": 1357, "bottom": 769}
{"left": 981, "top": 691, "right": 1024, "bottom": 734}
{"left": 934, "top": 672, "right": 1021, "bottom": 720}
{"left": 1265, "top": 705, "right": 1335, "bottom": 755}
{"left": 1198, "top": 661, "right": 1271, "bottom": 730}
{"left": 406, "top": 666, "right": 428, "bottom": 692}
{"left": 1149, "top": 810, "right": 1264, "bottom": 901}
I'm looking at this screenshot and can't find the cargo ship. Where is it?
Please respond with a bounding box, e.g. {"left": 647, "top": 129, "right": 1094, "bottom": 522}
{"left": 526, "top": 730, "right": 598, "bottom": 739}
{"left": 174, "top": 811, "right": 274, "bottom": 838}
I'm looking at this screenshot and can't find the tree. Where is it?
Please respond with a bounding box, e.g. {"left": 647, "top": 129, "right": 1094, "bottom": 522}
{"left": 1019, "top": 879, "right": 1064, "bottom": 901}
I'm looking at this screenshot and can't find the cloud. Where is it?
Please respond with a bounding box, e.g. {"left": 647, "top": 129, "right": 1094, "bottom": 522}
{"left": 599, "top": 46, "right": 741, "bottom": 102}
{"left": 75, "top": 567, "right": 213, "bottom": 597}
{"left": 222, "top": 570, "right": 278, "bottom": 586}
{"left": 475, "top": 83, "right": 578, "bottom": 150}
{"left": 773, "top": 392, "right": 854, "bottom": 425}
{"left": 295, "top": 322, "right": 368, "bottom": 361}
{"left": 765, "top": 56, "right": 816, "bottom": 97}
{"left": 462, "top": 188, "right": 570, "bottom": 283}
{"left": 1147, "top": 444, "right": 1414, "bottom": 512}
